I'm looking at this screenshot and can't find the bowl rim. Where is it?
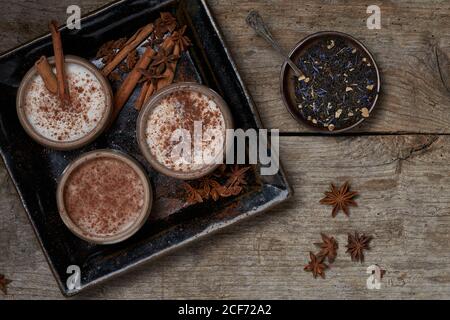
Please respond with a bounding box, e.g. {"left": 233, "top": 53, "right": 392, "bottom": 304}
{"left": 16, "top": 55, "right": 113, "bottom": 150}
{"left": 136, "top": 82, "right": 234, "bottom": 180}
{"left": 280, "top": 31, "right": 381, "bottom": 134}
{"left": 56, "top": 149, "right": 153, "bottom": 245}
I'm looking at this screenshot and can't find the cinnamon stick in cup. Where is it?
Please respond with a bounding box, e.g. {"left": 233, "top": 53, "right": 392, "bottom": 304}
{"left": 49, "top": 20, "right": 70, "bottom": 104}
{"left": 101, "top": 23, "right": 154, "bottom": 77}
{"left": 113, "top": 47, "right": 155, "bottom": 119}
{"left": 35, "top": 56, "right": 58, "bottom": 94}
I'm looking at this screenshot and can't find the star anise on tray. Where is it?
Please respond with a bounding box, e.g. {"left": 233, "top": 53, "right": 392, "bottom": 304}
{"left": 315, "top": 233, "right": 339, "bottom": 263}
{"left": 0, "top": 274, "right": 12, "bottom": 295}
{"left": 182, "top": 165, "right": 251, "bottom": 204}
{"left": 155, "top": 12, "right": 177, "bottom": 38}
{"left": 320, "top": 181, "right": 358, "bottom": 218}
{"left": 139, "top": 68, "right": 167, "bottom": 85}
{"left": 183, "top": 183, "right": 203, "bottom": 205}
{"left": 150, "top": 48, "right": 180, "bottom": 75}
{"left": 170, "top": 25, "right": 192, "bottom": 52}
{"left": 96, "top": 37, "right": 128, "bottom": 64}
{"left": 108, "top": 71, "right": 122, "bottom": 82}
{"left": 126, "top": 49, "right": 139, "bottom": 70}
{"left": 346, "top": 232, "right": 372, "bottom": 263}
{"left": 226, "top": 165, "right": 250, "bottom": 188}
{"left": 304, "top": 252, "right": 328, "bottom": 279}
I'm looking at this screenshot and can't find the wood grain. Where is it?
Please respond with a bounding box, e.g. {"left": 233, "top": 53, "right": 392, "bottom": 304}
{"left": 208, "top": 0, "right": 450, "bottom": 133}
{"left": 2, "top": 135, "right": 450, "bottom": 299}
{"left": 1, "top": 0, "right": 450, "bottom": 299}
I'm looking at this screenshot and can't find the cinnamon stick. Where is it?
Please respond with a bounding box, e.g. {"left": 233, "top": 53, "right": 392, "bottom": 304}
{"left": 113, "top": 47, "right": 155, "bottom": 119}
{"left": 135, "top": 80, "right": 151, "bottom": 110}
{"left": 35, "top": 56, "right": 58, "bottom": 94}
{"left": 49, "top": 20, "right": 70, "bottom": 104}
{"left": 102, "top": 23, "right": 154, "bottom": 76}
{"left": 144, "top": 82, "right": 156, "bottom": 103}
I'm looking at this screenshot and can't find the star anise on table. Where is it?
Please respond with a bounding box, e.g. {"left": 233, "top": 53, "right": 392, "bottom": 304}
{"left": 320, "top": 181, "right": 358, "bottom": 218}
{"left": 0, "top": 274, "right": 12, "bottom": 295}
{"left": 183, "top": 183, "right": 203, "bottom": 205}
{"left": 346, "top": 232, "right": 372, "bottom": 263}
{"left": 170, "top": 25, "right": 192, "bottom": 52}
{"left": 150, "top": 48, "right": 180, "bottom": 75}
{"left": 315, "top": 233, "right": 339, "bottom": 263}
{"left": 155, "top": 12, "right": 177, "bottom": 38}
{"left": 304, "top": 252, "right": 328, "bottom": 279}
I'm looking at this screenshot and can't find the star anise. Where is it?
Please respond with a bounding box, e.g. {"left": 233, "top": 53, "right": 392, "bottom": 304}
{"left": 346, "top": 232, "right": 372, "bottom": 263}
{"left": 183, "top": 183, "right": 203, "bottom": 204}
{"left": 315, "top": 233, "right": 339, "bottom": 263}
{"left": 139, "top": 68, "right": 167, "bottom": 85}
{"left": 198, "top": 177, "right": 213, "bottom": 200}
{"left": 209, "top": 180, "right": 228, "bottom": 201}
{"left": 226, "top": 165, "right": 250, "bottom": 188}
{"left": 320, "top": 181, "right": 358, "bottom": 218}
{"left": 155, "top": 12, "right": 177, "bottom": 38}
{"left": 126, "top": 49, "right": 139, "bottom": 70}
{"left": 170, "top": 25, "right": 192, "bottom": 52}
{"left": 304, "top": 252, "right": 328, "bottom": 279}
{"left": 0, "top": 274, "right": 12, "bottom": 295}
{"left": 96, "top": 37, "right": 128, "bottom": 63}
{"left": 150, "top": 48, "right": 180, "bottom": 75}
{"left": 108, "top": 71, "right": 122, "bottom": 82}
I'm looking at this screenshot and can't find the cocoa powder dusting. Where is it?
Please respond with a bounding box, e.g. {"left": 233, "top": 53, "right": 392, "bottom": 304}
{"left": 24, "top": 63, "right": 106, "bottom": 142}
{"left": 64, "top": 157, "right": 145, "bottom": 237}
{"left": 146, "top": 90, "right": 226, "bottom": 172}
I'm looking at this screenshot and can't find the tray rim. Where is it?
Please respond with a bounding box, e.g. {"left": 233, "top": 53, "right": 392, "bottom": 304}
{"left": 0, "top": 0, "right": 293, "bottom": 297}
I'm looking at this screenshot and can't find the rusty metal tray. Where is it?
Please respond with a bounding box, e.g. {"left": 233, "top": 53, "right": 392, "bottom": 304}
{"left": 0, "top": 0, "right": 292, "bottom": 296}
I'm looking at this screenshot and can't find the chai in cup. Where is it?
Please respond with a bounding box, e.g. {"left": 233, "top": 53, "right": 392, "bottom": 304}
{"left": 137, "top": 83, "right": 233, "bottom": 180}
{"left": 57, "top": 150, "right": 152, "bottom": 244}
{"left": 17, "top": 55, "right": 113, "bottom": 150}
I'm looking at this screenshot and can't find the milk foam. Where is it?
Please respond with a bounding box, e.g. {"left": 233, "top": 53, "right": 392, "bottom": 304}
{"left": 24, "top": 63, "right": 107, "bottom": 142}
{"left": 145, "top": 91, "right": 226, "bottom": 172}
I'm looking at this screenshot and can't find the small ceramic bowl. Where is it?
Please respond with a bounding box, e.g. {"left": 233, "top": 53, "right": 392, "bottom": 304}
{"left": 137, "top": 83, "right": 234, "bottom": 180}
{"left": 56, "top": 149, "right": 152, "bottom": 245}
{"left": 280, "top": 31, "right": 381, "bottom": 133}
{"left": 16, "top": 55, "right": 113, "bottom": 150}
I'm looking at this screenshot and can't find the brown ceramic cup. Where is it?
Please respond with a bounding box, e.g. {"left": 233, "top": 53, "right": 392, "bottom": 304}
{"left": 56, "top": 149, "right": 152, "bottom": 245}
{"left": 137, "top": 83, "right": 234, "bottom": 180}
{"left": 16, "top": 55, "right": 113, "bottom": 150}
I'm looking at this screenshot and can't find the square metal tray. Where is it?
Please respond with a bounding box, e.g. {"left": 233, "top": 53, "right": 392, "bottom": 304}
{"left": 0, "top": 0, "right": 292, "bottom": 296}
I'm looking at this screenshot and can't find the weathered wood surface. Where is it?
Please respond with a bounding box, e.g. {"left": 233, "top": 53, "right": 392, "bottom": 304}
{"left": 2, "top": 135, "right": 450, "bottom": 299}
{"left": 1, "top": 0, "right": 450, "bottom": 299}
{"left": 210, "top": 0, "right": 450, "bottom": 133}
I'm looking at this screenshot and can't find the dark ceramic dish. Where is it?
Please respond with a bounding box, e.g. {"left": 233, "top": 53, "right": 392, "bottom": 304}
{"left": 280, "top": 31, "right": 381, "bottom": 134}
{"left": 0, "top": 0, "right": 292, "bottom": 296}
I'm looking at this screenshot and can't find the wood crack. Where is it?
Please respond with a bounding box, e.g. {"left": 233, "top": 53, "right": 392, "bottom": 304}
{"left": 397, "top": 135, "right": 439, "bottom": 162}
{"left": 434, "top": 45, "right": 450, "bottom": 94}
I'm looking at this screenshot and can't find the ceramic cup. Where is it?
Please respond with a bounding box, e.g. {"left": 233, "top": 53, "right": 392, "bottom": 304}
{"left": 137, "top": 83, "right": 234, "bottom": 180}
{"left": 16, "top": 55, "right": 113, "bottom": 150}
{"left": 56, "top": 149, "right": 152, "bottom": 245}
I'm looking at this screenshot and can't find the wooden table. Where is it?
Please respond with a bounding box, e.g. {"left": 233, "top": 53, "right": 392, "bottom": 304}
{"left": 1, "top": 0, "right": 450, "bottom": 299}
